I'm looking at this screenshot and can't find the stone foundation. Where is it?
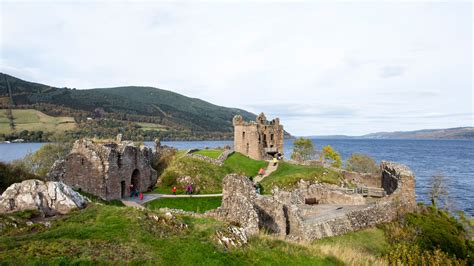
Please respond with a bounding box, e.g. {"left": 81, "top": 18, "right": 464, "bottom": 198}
{"left": 212, "top": 161, "right": 416, "bottom": 241}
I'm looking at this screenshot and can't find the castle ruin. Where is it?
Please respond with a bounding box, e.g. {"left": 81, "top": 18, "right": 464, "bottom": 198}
{"left": 233, "top": 113, "right": 284, "bottom": 160}
{"left": 209, "top": 161, "right": 416, "bottom": 241}
{"left": 48, "top": 138, "right": 158, "bottom": 200}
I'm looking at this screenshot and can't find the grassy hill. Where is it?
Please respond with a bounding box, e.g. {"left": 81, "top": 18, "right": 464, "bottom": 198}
{"left": 0, "top": 73, "right": 255, "bottom": 134}
{"left": 0, "top": 109, "right": 76, "bottom": 134}
{"left": 156, "top": 151, "right": 268, "bottom": 194}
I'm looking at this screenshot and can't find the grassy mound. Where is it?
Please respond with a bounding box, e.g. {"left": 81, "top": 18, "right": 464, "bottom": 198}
{"left": 260, "top": 162, "right": 342, "bottom": 192}
{"left": 146, "top": 197, "right": 222, "bottom": 213}
{"left": 0, "top": 109, "right": 76, "bottom": 134}
{"left": 0, "top": 204, "right": 346, "bottom": 265}
{"left": 193, "top": 149, "right": 223, "bottom": 159}
{"left": 223, "top": 152, "right": 268, "bottom": 177}
{"left": 158, "top": 152, "right": 267, "bottom": 194}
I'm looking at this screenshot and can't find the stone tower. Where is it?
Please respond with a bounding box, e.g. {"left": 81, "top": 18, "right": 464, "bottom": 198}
{"left": 233, "top": 113, "right": 284, "bottom": 160}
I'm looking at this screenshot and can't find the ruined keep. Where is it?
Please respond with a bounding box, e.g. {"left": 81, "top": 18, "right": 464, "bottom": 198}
{"left": 48, "top": 138, "right": 158, "bottom": 200}
{"left": 233, "top": 113, "right": 284, "bottom": 160}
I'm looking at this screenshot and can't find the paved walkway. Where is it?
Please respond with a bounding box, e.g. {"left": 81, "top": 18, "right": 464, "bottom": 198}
{"left": 253, "top": 161, "right": 278, "bottom": 184}
{"left": 122, "top": 193, "right": 223, "bottom": 206}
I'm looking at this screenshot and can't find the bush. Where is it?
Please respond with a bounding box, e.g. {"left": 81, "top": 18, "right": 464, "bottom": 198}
{"left": 386, "top": 243, "right": 467, "bottom": 265}
{"left": 322, "top": 145, "right": 342, "bottom": 168}
{"left": 345, "top": 153, "right": 379, "bottom": 174}
{"left": 383, "top": 205, "right": 474, "bottom": 264}
{"left": 0, "top": 162, "right": 38, "bottom": 192}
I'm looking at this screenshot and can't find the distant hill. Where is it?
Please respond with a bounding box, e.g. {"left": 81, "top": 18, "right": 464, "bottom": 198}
{"left": 309, "top": 127, "right": 474, "bottom": 140}
{"left": 0, "top": 73, "right": 255, "bottom": 134}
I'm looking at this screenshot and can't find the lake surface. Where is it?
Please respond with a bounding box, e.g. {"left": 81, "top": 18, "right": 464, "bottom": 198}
{"left": 1, "top": 139, "right": 472, "bottom": 215}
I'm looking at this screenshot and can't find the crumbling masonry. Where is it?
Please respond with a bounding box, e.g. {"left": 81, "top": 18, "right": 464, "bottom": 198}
{"left": 208, "top": 161, "right": 416, "bottom": 241}
{"left": 233, "top": 113, "right": 284, "bottom": 160}
{"left": 48, "top": 138, "right": 158, "bottom": 200}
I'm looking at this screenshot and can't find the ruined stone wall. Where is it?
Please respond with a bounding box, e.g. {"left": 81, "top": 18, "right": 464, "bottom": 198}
{"left": 213, "top": 161, "right": 416, "bottom": 241}
{"left": 289, "top": 201, "right": 399, "bottom": 241}
{"left": 380, "top": 161, "right": 416, "bottom": 212}
{"left": 273, "top": 181, "right": 367, "bottom": 206}
{"left": 338, "top": 170, "right": 381, "bottom": 188}
{"left": 53, "top": 139, "right": 157, "bottom": 201}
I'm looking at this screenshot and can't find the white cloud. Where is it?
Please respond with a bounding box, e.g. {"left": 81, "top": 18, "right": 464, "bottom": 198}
{"left": 0, "top": 1, "right": 472, "bottom": 135}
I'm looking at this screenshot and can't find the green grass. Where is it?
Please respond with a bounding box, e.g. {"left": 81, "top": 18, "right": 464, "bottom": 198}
{"left": 0, "top": 109, "right": 76, "bottom": 134}
{"left": 146, "top": 197, "right": 222, "bottom": 213}
{"left": 260, "top": 162, "right": 342, "bottom": 193}
{"left": 136, "top": 122, "right": 169, "bottom": 131}
{"left": 314, "top": 227, "right": 389, "bottom": 255}
{"left": 0, "top": 204, "right": 344, "bottom": 265}
{"left": 157, "top": 152, "right": 268, "bottom": 194}
{"left": 193, "top": 149, "right": 223, "bottom": 159}
{"left": 223, "top": 152, "right": 268, "bottom": 177}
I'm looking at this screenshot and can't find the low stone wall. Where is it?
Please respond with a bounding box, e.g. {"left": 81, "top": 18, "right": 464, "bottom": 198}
{"left": 338, "top": 169, "right": 381, "bottom": 188}
{"left": 185, "top": 149, "right": 234, "bottom": 166}
{"left": 273, "top": 181, "right": 367, "bottom": 206}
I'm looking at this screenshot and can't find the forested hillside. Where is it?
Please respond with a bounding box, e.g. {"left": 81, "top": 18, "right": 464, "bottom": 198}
{"left": 0, "top": 73, "right": 256, "bottom": 141}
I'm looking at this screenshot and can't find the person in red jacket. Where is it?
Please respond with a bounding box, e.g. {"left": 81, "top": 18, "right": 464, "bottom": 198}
{"left": 172, "top": 186, "right": 177, "bottom": 195}
{"left": 139, "top": 192, "right": 144, "bottom": 201}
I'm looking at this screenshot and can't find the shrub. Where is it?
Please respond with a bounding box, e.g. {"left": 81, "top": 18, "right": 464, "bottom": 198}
{"left": 345, "top": 153, "right": 379, "bottom": 174}
{"left": 386, "top": 243, "right": 467, "bottom": 265}
{"left": 383, "top": 206, "right": 474, "bottom": 264}
{"left": 322, "top": 145, "right": 342, "bottom": 168}
{"left": 0, "top": 162, "right": 38, "bottom": 192}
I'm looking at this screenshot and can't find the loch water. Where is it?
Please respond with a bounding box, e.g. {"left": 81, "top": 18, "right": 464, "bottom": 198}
{"left": 1, "top": 139, "right": 472, "bottom": 215}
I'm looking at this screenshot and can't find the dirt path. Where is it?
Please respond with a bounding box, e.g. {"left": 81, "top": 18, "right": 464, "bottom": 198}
{"left": 122, "top": 193, "right": 223, "bottom": 206}
{"left": 253, "top": 161, "right": 278, "bottom": 184}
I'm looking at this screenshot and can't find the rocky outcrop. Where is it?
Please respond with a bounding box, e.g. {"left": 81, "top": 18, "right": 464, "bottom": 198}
{"left": 0, "top": 179, "right": 87, "bottom": 216}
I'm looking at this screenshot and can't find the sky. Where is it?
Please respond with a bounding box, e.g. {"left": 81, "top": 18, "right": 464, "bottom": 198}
{"left": 1, "top": 1, "right": 472, "bottom": 136}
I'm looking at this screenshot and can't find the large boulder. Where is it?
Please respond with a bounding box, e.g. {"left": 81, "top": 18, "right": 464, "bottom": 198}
{"left": 0, "top": 179, "right": 88, "bottom": 216}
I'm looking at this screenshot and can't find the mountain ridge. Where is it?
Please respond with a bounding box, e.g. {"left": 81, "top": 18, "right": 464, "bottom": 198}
{"left": 307, "top": 127, "right": 474, "bottom": 140}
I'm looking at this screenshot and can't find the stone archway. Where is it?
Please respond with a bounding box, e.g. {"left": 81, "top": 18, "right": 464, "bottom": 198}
{"left": 131, "top": 169, "right": 140, "bottom": 192}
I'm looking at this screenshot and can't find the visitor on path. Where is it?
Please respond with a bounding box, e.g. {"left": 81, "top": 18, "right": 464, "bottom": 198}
{"left": 186, "top": 184, "right": 193, "bottom": 195}
{"left": 273, "top": 157, "right": 278, "bottom": 166}
{"left": 258, "top": 168, "right": 265, "bottom": 177}
{"left": 172, "top": 186, "right": 177, "bottom": 195}
{"left": 129, "top": 184, "right": 135, "bottom": 197}
{"left": 139, "top": 192, "right": 144, "bottom": 201}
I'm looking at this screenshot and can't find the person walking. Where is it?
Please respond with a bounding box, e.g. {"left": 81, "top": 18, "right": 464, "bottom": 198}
{"left": 129, "top": 184, "right": 135, "bottom": 197}
{"left": 172, "top": 186, "right": 177, "bottom": 195}
{"left": 258, "top": 168, "right": 265, "bottom": 177}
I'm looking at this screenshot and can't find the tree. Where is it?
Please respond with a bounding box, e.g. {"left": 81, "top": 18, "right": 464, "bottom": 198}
{"left": 290, "top": 137, "right": 317, "bottom": 162}
{"left": 12, "top": 143, "right": 71, "bottom": 177}
{"left": 322, "top": 145, "right": 342, "bottom": 168}
{"left": 345, "top": 153, "right": 379, "bottom": 174}
{"left": 429, "top": 172, "right": 449, "bottom": 208}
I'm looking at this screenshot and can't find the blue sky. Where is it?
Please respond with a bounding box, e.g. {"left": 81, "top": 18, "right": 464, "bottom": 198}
{"left": 1, "top": 1, "right": 472, "bottom": 135}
